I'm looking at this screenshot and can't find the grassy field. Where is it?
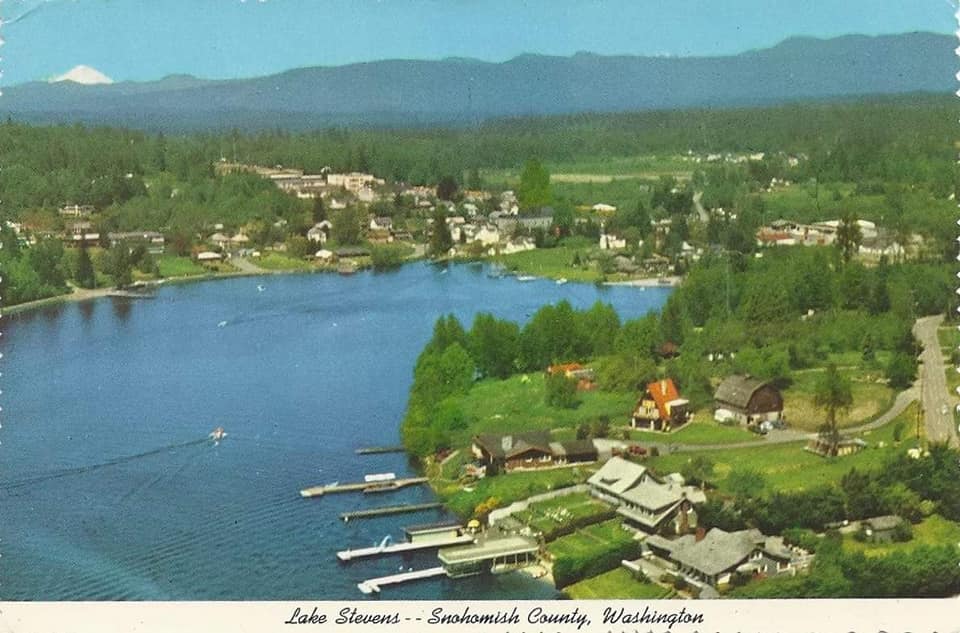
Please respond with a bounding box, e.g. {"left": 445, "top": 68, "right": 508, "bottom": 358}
{"left": 628, "top": 417, "right": 762, "bottom": 445}
{"left": 547, "top": 519, "right": 633, "bottom": 559}
{"left": 156, "top": 255, "right": 207, "bottom": 277}
{"left": 937, "top": 326, "right": 959, "bottom": 352}
{"left": 255, "top": 252, "right": 314, "bottom": 271}
{"left": 782, "top": 368, "right": 893, "bottom": 432}
{"left": 497, "top": 240, "right": 603, "bottom": 282}
{"left": 842, "top": 515, "right": 960, "bottom": 558}
{"left": 564, "top": 568, "right": 675, "bottom": 599}
{"left": 455, "top": 373, "right": 636, "bottom": 443}
{"left": 435, "top": 466, "right": 592, "bottom": 519}
{"left": 646, "top": 404, "right": 920, "bottom": 495}
{"left": 513, "top": 492, "right": 613, "bottom": 540}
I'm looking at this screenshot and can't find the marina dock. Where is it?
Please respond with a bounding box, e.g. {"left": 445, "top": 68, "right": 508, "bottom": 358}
{"left": 337, "top": 534, "right": 474, "bottom": 561}
{"left": 355, "top": 445, "right": 406, "bottom": 455}
{"left": 357, "top": 566, "right": 447, "bottom": 594}
{"left": 299, "top": 477, "right": 427, "bottom": 498}
{"left": 340, "top": 502, "right": 442, "bottom": 521}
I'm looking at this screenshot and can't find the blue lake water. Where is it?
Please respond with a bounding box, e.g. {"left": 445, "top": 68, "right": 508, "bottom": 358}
{"left": 1, "top": 262, "right": 670, "bottom": 600}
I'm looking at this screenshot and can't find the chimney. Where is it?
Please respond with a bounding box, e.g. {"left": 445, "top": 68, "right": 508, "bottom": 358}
{"left": 695, "top": 527, "right": 706, "bottom": 542}
{"left": 501, "top": 436, "right": 513, "bottom": 452}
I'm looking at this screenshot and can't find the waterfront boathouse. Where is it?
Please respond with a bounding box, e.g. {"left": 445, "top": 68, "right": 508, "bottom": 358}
{"left": 437, "top": 535, "right": 540, "bottom": 578}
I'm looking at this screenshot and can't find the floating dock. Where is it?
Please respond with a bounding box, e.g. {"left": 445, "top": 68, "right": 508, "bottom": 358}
{"left": 340, "top": 502, "right": 442, "bottom": 522}
{"left": 357, "top": 566, "right": 447, "bottom": 594}
{"left": 355, "top": 446, "right": 406, "bottom": 455}
{"left": 299, "top": 477, "right": 427, "bottom": 498}
{"left": 337, "top": 534, "right": 474, "bottom": 561}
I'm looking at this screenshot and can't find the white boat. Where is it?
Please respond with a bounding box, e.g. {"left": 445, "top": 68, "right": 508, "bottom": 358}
{"left": 257, "top": 284, "right": 266, "bottom": 292}
{"left": 516, "top": 275, "right": 536, "bottom": 282}
{"left": 209, "top": 427, "right": 228, "bottom": 442}
{"left": 217, "top": 320, "right": 228, "bottom": 328}
{"left": 364, "top": 472, "right": 397, "bottom": 483}
{"left": 556, "top": 278, "right": 568, "bottom": 285}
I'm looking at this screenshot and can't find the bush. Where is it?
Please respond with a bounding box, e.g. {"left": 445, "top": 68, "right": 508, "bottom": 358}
{"left": 545, "top": 372, "right": 580, "bottom": 409}
{"left": 891, "top": 520, "right": 913, "bottom": 543}
{"left": 370, "top": 244, "right": 406, "bottom": 270}
{"left": 551, "top": 537, "right": 642, "bottom": 588}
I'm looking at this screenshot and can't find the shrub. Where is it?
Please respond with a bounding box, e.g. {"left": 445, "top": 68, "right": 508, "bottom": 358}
{"left": 551, "top": 537, "right": 642, "bottom": 588}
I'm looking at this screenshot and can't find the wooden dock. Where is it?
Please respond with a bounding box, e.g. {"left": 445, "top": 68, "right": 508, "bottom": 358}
{"left": 299, "top": 477, "right": 427, "bottom": 498}
{"left": 337, "top": 534, "right": 475, "bottom": 561}
{"left": 355, "top": 445, "right": 406, "bottom": 455}
{"left": 357, "top": 566, "right": 447, "bottom": 594}
{"left": 340, "top": 502, "right": 442, "bottom": 522}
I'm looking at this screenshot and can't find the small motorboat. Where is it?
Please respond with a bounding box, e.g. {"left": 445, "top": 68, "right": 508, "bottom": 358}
{"left": 556, "top": 278, "right": 568, "bottom": 285}
{"left": 217, "top": 320, "right": 228, "bottom": 328}
{"left": 209, "top": 427, "right": 228, "bottom": 444}
{"left": 516, "top": 275, "right": 536, "bottom": 282}
{"left": 257, "top": 284, "right": 266, "bottom": 292}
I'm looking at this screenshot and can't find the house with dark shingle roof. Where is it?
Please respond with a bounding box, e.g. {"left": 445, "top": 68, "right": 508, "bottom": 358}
{"left": 587, "top": 457, "right": 704, "bottom": 533}
{"left": 861, "top": 515, "right": 905, "bottom": 543}
{"left": 713, "top": 375, "right": 784, "bottom": 427}
{"left": 645, "top": 527, "right": 800, "bottom": 589}
{"left": 471, "top": 432, "right": 598, "bottom": 474}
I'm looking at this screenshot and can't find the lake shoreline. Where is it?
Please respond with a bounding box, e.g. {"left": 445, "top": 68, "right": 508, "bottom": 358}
{"left": 5, "top": 257, "right": 681, "bottom": 316}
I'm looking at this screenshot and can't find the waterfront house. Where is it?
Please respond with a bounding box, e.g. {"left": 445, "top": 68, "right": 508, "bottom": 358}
{"left": 196, "top": 251, "right": 222, "bottom": 263}
{"left": 587, "top": 457, "right": 704, "bottom": 534}
{"left": 107, "top": 231, "right": 166, "bottom": 254}
{"left": 631, "top": 379, "right": 689, "bottom": 431}
{"left": 63, "top": 221, "right": 100, "bottom": 247}
{"left": 644, "top": 527, "right": 798, "bottom": 590}
{"left": 713, "top": 375, "right": 783, "bottom": 428}
{"left": 471, "top": 432, "right": 598, "bottom": 474}
{"left": 307, "top": 223, "right": 329, "bottom": 244}
{"left": 471, "top": 432, "right": 554, "bottom": 474}
{"left": 209, "top": 232, "right": 230, "bottom": 249}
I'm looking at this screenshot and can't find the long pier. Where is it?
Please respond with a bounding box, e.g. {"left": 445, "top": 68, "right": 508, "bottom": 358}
{"left": 357, "top": 566, "right": 447, "bottom": 594}
{"left": 299, "top": 477, "right": 427, "bottom": 498}
{"left": 340, "top": 502, "right": 442, "bottom": 522}
{"left": 337, "top": 534, "right": 475, "bottom": 561}
{"left": 355, "top": 445, "right": 406, "bottom": 455}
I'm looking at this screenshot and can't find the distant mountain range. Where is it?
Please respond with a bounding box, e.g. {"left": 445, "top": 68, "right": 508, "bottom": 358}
{"left": 2, "top": 32, "right": 952, "bottom": 131}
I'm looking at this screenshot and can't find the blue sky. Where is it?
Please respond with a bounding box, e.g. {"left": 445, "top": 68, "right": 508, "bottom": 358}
{"left": 0, "top": 0, "right": 953, "bottom": 85}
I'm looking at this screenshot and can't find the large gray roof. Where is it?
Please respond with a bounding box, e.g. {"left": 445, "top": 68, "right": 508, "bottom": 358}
{"left": 670, "top": 528, "right": 789, "bottom": 576}
{"left": 714, "top": 375, "right": 770, "bottom": 409}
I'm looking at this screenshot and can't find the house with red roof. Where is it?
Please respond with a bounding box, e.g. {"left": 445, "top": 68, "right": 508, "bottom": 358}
{"left": 631, "top": 378, "right": 690, "bottom": 431}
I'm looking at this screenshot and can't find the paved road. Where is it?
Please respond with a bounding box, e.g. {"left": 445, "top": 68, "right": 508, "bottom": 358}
{"left": 692, "top": 191, "right": 709, "bottom": 223}
{"left": 650, "top": 367, "right": 920, "bottom": 454}
{"left": 230, "top": 256, "right": 266, "bottom": 274}
{"left": 914, "top": 314, "right": 958, "bottom": 447}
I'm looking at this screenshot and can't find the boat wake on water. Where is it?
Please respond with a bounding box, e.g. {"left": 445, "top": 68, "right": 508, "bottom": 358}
{"left": 0, "top": 430, "right": 225, "bottom": 491}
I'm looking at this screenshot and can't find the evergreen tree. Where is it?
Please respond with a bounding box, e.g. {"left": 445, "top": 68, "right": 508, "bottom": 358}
{"left": 75, "top": 242, "right": 97, "bottom": 289}
{"left": 517, "top": 159, "right": 551, "bottom": 209}
{"left": 429, "top": 207, "right": 453, "bottom": 257}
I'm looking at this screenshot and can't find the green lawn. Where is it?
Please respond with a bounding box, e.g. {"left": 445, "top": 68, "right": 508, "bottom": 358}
{"left": 513, "top": 492, "right": 613, "bottom": 540}
{"left": 783, "top": 368, "right": 893, "bottom": 432}
{"left": 842, "top": 515, "right": 960, "bottom": 558}
{"left": 937, "top": 326, "right": 959, "bottom": 352}
{"left": 628, "top": 417, "right": 762, "bottom": 445}
{"left": 547, "top": 519, "right": 633, "bottom": 560}
{"left": 646, "top": 405, "right": 920, "bottom": 494}
{"left": 256, "top": 252, "right": 313, "bottom": 271}
{"left": 435, "top": 466, "right": 592, "bottom": 519}
{"left": 455, "top": 373, "right": 636, "bottom": 444}
{"left": 564, "top": 568, "right": 675, "bottom": 599}
{"left": 497, "top": 239, "right": 603, "bottom": 282}
{"left": 156, "top": 255, "right": 207, "bottom": 277}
